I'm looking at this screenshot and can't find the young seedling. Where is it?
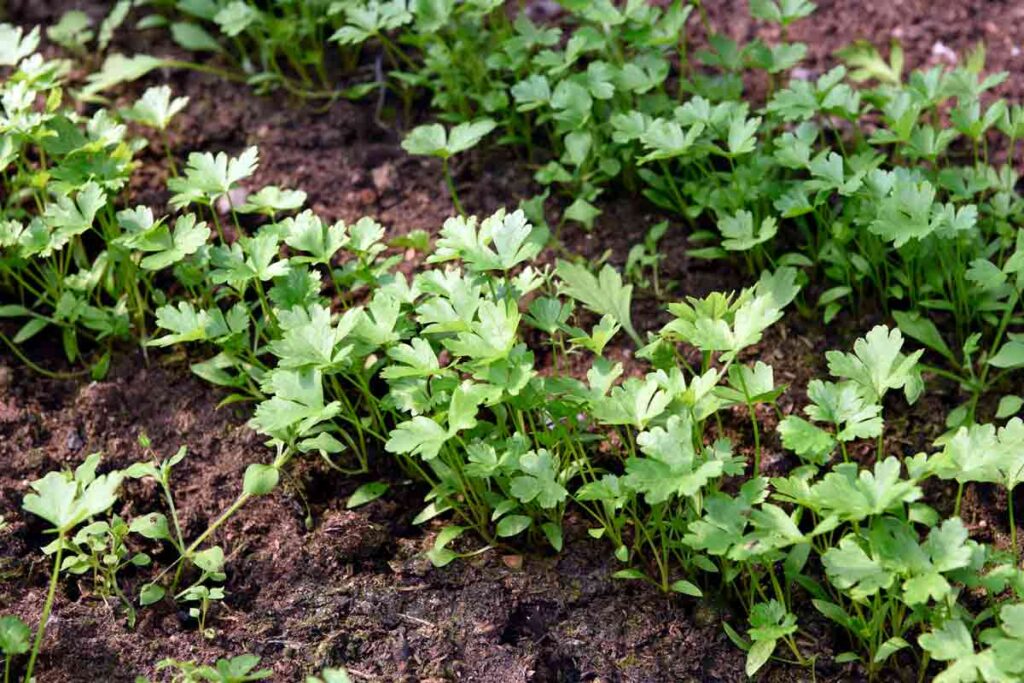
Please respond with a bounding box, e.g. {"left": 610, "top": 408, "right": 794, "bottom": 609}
{"left": 120, "top": 85, "right": 189, "bottom": 175}
{"left": 153, "top": 653, "right": 271, "bottom": 683}
{"left": 128, "top": 442, "right": 284, "bottom": 622}
{"left": 168, "top": 146, "right": 259, "bottom": 240}
{"left": 400, "top": 118, "right": 496, "bottom": 215}
{"left": 60, "top": 514, "right": 150, "bottom": 626}
{"left": 927, "top": 418, "right": 1024, "bottom": 551}
{"left": 21, "top": 454, "right": 123, "bottom": 682}
{"left": 305, "top": 669, "right": 353, "bottom": 683}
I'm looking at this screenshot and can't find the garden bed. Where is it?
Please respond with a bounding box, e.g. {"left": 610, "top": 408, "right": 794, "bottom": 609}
{"left": 3, "top": 1, "right": 1024, "bottom": 681}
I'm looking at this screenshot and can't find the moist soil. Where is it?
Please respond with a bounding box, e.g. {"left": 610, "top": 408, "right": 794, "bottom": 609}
{"left": 1, "top": 1, "right": 1022, "bottom": 680}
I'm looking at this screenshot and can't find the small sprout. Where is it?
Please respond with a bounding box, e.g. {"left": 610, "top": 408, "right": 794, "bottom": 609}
{"left": 401, "top": 119, "right": 496, "bottom": 215}
{"left": 47, "top": 11, "right": 93, "bottom": 55}
{"left": 21, "top": 454, "right": 123, "bottom": 681}
{"left": 156, "top": 653, "right": 271, "bottom": 682}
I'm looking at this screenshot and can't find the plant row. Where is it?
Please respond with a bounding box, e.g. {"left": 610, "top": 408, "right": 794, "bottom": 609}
{"left": 77, "top": 0, "right": 1024, "bottom": 429}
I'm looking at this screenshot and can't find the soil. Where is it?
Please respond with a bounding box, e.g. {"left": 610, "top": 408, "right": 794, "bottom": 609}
{"left": 1, "top": 1, "right": 1019, "bottom": 681}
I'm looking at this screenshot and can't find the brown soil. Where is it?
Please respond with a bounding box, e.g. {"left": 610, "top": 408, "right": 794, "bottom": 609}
{"left": 1, "top": 1, "right": 1017, "bottom": 681}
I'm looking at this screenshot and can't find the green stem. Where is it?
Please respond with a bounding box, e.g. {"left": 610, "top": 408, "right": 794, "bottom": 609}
{"left": 972, "top": 287, "right": 1021, "bottom": 418}
{"left": 1010, "top": 485, "right": 1018, "bottom": 561}
{"left": 161, "top": 130, "right": 178, "bottom": 178}
{"left": 24, "top": 540, "right": 64, "bottom": 683}
{"left": 162, "top": 479, "right": 186, "bottom": 556}
{"left": 0, "top": 332, "right": 89, "bottom": 380}
{"left": 253, "top": 278, "right": 278, "bottom": 331}
{"left": 442, "top": 158, "right": 463, "bottom": 216}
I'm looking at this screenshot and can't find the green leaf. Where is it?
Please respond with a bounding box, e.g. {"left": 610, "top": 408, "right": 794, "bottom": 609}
{"left": 611, "top": 568, "right": 648, "bottom": 581}
{"left": 385, "top": 416, "right": 449, "bottom": 460}
{"left": 638, "top": 119, "right": 703, "bottom": 162}
{"left": 139, "top": 583, "right": 165, "bottom": 606}
{"left": 382, "top": 338, "right": 442, "bottom": 380}
{"left": 429, "top": 208, "right": 545, "bottom": 272}
{"left": 282, "top": 211, "right": 347, "bottom": 264}
{"left": 353, "top": 292, "right": 401, "bottom": 348}
{"left": 81, "top": 53, "right": 169, "bottom": 99}
{"left": 192, "top": 546, "right": 225, "bottom": 574}
{"left": 556, "top": 260, "right": 638, "bottom": 343}
{"left": 868, "top": 178, "right": 936, "bottom": 247}
{"left": 826, "top": 325, "right": 924, "bottom": 403}
{"left": 509, "top": 450, "right": 568, "bottom": 509}
{"left": 745, "top": 639, "right": 775, "bottom": 677}
{"left": 821, "top": 537, "right": 892, "bottom": 600}
{"left": 168, "top": 146, "right": 259, "bottom": 209}
{"left": 997, "top": 395, "right": 1023, "bottom": 419}
{"left": 750, "top": 0, "right": 816, "bottom": 24}
{"left": 0, "top": 615, "right": 30, "bottom": 656}
{"left": 129, "top": 512, "right": 172, "bottom": 542}
{"left": 23, "top": 463, "right": 123, "bottom": 535}
{"left": 94, "top": 17, "right": 135, "bottom": 68}
{"left": 717, "top": 210, "right": 778, "bottom": 252}
{"left": 238, "top": 186, "right": 306, "bottom": 216}
{"left": 989, "top": 341, "right": 1024, "bottom": 369}
{"left": 447, "top": 119, "right": 497, "bottom": 155}
{"left": 413, "top": 501, "right": 451, "bottom": 526}
{"left": 401, "top": 123, "right": 447, "bottom": 157}
{"left": 726, "top": 115, "right": 761, "bottom": 157}
{"left": 210, "top": 655, "right": 270, "bottom": 680}
{"left": 806, "top": 457, "right": 920, "bottom": 521}
{"left": 495, "top": 514, "right": 532, "bottom": 538}
{"left": 812, "top": 599, "right": 855, "bottom": 631}
{"left": 121, "top": 85, "right": 189, "bottom": 131}
{"left": 214, "top": 1, "right": 261, "bottom": 37}
{"left": 170, "top": 22, "right": 224, "bottom": 52}
{"left": 150, "top": 301, "right": 246, "bottom": 347}
{"left": 925, "top": 518, "right": 973, "bottom": 573}
{"left": 511, "top": 74, "right": 551, "bottom": 111}
{"left": 624, "top": 414, "right": 724, "bottom": 502}
{"left": 670, "top": 580, "right": 702, "bottom": 597}
{"left": 892, "top": 310, "right": 954, "bottom": 362}
{"left": 331, "top": 1, "right": 412, "bottom": 44}
{"left": 13, "top": 317, "right": 47, "bottom": 345}
{"left": 270, "top": 305, "right": 357, "bottom": 371}
{"left": 346, "top": 482, "right": 388, "bottom": 509}
{"left": 920, "top": 619, "right": 975, "bottom": 661}
{"left": 313, "top": 668, "right": 354, "bottom": 683}
{"left": 242, "top": 464, "right": 279, "bottom": 496}
{"left": 45, "top": 181, "right": 106, "bottom": 245}
{"left": 443, "top": 300, "right": 520, "bottom": 364}
{"left": 401, "top": 119, "right": 495, "bottom": 158}
{"left": 48, "top": 11, "right": 93, "bottom": 50}
{"left": 0, "top": 25, "right": 40, "bottom": 66}
{"left": 0, "top": 304, "right": 31, "bottom": 318}
{"left": 929, "top": 422, "right": 1008, "bottom": 486}
{"left": 541, "top": 522, "right": 563, "bottom": 552}
{"left": 778, "top": 416, "right": 836, "bottom": 464}
{"left": 837, "top": 40, "right": 903, "bottom": 85}
{"left": 592, "top": 376, "right": 670, "bottom": 429}
{"left": 804, "top": 379, "right": 882, "bottom": 441}
{"left": 138, "top": 214, "right": 210, "bottom": 270}
{"left": 722, "top": 621, "right": 750, "bottom": 652}
{"left": 249, "top": 368, "right": 341, "bottom": 440}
